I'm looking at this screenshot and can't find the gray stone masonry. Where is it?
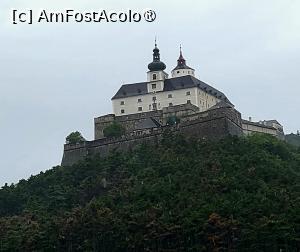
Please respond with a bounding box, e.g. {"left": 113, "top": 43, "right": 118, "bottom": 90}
{"left": 62, "top": 106, "right": 243, "bottom": 166}
{"left": 94, "top": 103, "right": 200, "bottom": 140}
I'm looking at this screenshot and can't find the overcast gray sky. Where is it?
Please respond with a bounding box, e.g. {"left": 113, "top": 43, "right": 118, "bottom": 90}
{"left": 1, "top": 0, "right": 299, "bottom": 186}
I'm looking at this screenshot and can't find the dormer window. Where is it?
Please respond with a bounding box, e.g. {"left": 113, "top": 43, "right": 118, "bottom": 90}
{"left": 153, "top": 74, "right": 157, "bottom": 80}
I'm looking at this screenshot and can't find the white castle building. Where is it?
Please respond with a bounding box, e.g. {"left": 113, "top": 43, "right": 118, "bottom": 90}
{"left": 111, "top": 43, "right": 232, "bottom": 116}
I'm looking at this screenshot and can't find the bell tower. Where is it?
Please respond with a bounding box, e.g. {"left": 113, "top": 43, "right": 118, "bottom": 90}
{"left": 171, "top": 45, "right": 195, "bottom": 78}
{"left": 147, "top": 40, "right": 168, "bottom": 93}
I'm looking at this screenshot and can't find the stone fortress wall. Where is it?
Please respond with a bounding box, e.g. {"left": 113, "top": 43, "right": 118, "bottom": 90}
{"left": 94, "top": 103, "right": 200, "bottom": 140}
{"left": 62, "top": 104, "right": 243, "bottom": 166}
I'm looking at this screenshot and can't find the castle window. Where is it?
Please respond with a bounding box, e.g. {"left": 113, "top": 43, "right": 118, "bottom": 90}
{"left": 153, "top": 74, "right": 157, "bottom": 80}
{"left": 168, "top": 94, "right": 172, "bottom": 98}
{"left": 120, "top": 101, "right": 125, "bottom": 105}
{"left": 152, "top": 84, "right": 156, "bottom": 89}
{"left": 138, "top": 98, "right": 142, "bottom": 103}
{"left": 121, "top": 109, "right": 125, "bottom": 114}
{"left": 186, "top": 91, "right": 191, "bottom": 96}
{"left": 138, "top": 107, "right": 143, "bottom": 111}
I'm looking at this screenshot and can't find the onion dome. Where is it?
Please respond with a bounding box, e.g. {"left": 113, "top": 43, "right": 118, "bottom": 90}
{"left": 148, "top": 42, "right": 166, "bottom": 72}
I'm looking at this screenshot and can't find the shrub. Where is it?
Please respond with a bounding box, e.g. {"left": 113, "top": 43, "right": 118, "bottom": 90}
{"left": 103, "top": 122, "right": 125, "bottom": 138}
{"left": 66, "top": 131, "right": 85, "bottom": 144}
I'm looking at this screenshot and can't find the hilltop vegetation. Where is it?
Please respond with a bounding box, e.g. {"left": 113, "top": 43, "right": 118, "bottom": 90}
{"left": 0, "top": 133, "right": 299, "bottom": 251}
{"left": 286, "top": 133, "right": 300, "bottom": 147}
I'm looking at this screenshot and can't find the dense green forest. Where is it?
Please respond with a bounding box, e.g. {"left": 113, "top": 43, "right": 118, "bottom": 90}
{"left": 0, "top": 133, "right": 299, "bottom": 251}
{"left": 286, "top": 133, "right": 300, "bottom": 147}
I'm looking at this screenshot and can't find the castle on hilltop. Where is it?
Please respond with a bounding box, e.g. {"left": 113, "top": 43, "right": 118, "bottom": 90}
{"left": 111, "top": 44, "right": 230, "bottom": 117}
{"left": 62, "top": 42, "right": 284, "bottom": 166}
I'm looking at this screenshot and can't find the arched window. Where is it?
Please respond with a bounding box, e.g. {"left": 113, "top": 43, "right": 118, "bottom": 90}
{"left": 153, "top": 74, "right": 157, "bottom": 80}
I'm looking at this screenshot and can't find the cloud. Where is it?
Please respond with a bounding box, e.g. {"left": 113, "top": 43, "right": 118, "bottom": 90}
{"left": 0, "top": 0, "right": 299, "bottom": 186}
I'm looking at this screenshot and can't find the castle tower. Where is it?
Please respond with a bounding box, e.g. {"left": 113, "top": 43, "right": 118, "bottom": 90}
{"left": 147, "top": 41, "right": 168, "bottom": 96}
{"left": 171, "top": 46, "right": 195, "bottom": 78}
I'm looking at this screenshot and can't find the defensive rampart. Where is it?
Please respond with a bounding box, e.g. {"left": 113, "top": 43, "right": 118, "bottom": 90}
{"left": 61, "top": 106, "right": 243, "bottom": 166}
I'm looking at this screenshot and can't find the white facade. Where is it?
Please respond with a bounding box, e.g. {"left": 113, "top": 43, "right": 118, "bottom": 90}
{"left": 171, "top": 68, "right": 195, "bottom": 78}
{"left": 111, "top": 45, "right": 223, "bottom": 116}
{"left": 147, "top": 70, "right": 168, "bottom": 93}
{"left": 112, "top": 87, "right": 221, "bottom": 116}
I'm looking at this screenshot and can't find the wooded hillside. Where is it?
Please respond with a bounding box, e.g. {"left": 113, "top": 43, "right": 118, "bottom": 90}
{"left": 0, "top": 133, "right": 299, "bottom": 251}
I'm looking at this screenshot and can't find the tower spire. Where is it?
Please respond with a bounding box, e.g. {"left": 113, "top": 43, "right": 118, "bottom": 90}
{"left": 148, "top": 40, "right": 166, "bottom": 72}
{"left": 171, "top": 45, "right": 195, "bottom": 77}
{"left": 177, "top": 44, "right": 186, "bottom": 66}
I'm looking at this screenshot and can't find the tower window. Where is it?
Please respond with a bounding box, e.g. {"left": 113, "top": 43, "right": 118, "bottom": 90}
{"left": 138, "top": 107, "right": 143, "bottom": 111}
{"left": 120, "top": 101, "right": 125, "bottom": 105}
{"left": 168, "top": 94, "right": 173, "bottom": 98}
{"left": 152, "top": 96, "right": 156, "bottom": 101}
{"left": 153, "top": 74, "right": 157, "bottom": 80}
{"left": 186, "top": 91, "right": 191, "bottom": 96}
{"left": 152, "top": 84, "right": 157, "bottom": 89}
{"left": 187, "top": 100, "right": 191, "bottom": 104}
{"left": 138, "top": 98, "right": 142, "bottom": 103}
{"left": 177, "top": 71, "right": 180, "bottom": 73}
{"left": 121, "top": 109, "right": 125, "bottom": 114}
